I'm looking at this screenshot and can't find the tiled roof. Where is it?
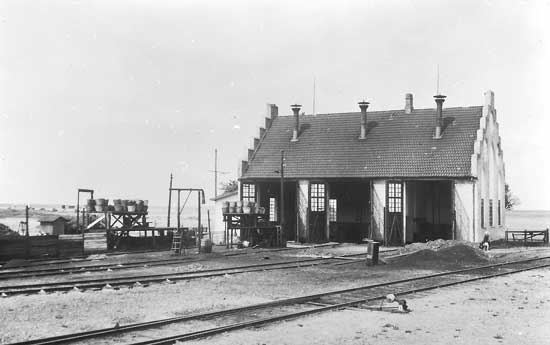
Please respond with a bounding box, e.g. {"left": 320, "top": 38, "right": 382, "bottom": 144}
{"left": 242, "top": 106, "right": 482, "bottom": 180}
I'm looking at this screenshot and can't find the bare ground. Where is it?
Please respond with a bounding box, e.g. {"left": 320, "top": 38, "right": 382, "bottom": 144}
{"left": 0, "top": 244, "right": 548, "bottom": 345}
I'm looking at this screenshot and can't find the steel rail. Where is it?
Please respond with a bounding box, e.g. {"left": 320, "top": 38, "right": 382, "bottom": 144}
{"left": 130, "top": 261, "right": 550, "bottom": 345}
{"left": 0, "top": 257, "right": 197, "bottom": 279}
{"left": 0, "top": 257, "right": 342, "bottom": 295}
{"left": 0, "top": 249, "right": 173, "bottom": 270}
{"left": 7, "top": 256, "right": 550, "bottom": 345}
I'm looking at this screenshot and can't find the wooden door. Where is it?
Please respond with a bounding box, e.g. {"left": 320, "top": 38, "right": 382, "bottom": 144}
{"left": 386, "top": 182, "right": 403, "bottom": 245}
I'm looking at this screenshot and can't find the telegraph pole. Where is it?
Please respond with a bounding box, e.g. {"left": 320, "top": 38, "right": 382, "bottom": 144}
{"left": 167, "top": 173, "right": 173, "bottom": 227}
{"left": 209, "top": 148, "right": 229, "bottom": 198}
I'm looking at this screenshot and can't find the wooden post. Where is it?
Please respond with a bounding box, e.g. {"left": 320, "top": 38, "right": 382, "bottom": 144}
{"left": 201, "top": 190, "right": 202, "bottom": 254}
{"left": 177, "top": 190, "right": 181, "bottom": 231}
{"left": 167, "top": 174, "right": 173, "bottom": 228}
{"left": 76, "top": 192, "right": 80, "bottom": 233}
{"left": 25, "top": 205, "right": 30, "bottom": 257}
{"left": 280, "top": 150, "right": 285, "bottom": 242}
{"left": 207, "top": 209, "right": 212, "bottom": 241}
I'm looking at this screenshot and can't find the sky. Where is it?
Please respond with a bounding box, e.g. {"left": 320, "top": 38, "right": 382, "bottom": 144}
{"left": 0, "top": 0, "right": 549, "bottom": 210}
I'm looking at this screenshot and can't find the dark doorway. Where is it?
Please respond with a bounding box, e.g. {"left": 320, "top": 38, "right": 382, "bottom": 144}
{"left": 328, "top": 182, "right": 370, "bottom": 243}
{"left": 405, "top": 180, "right": 453, "bottom": 242}
{"left": 258, "top": 181, "right": 297, "bottom": 242}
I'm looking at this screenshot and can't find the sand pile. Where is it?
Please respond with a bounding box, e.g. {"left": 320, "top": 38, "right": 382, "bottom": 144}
{"left": 390, "top": 242, "right": 489, "bottom": 266}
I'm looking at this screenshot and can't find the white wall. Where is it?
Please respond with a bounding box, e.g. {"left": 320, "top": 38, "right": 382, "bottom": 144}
{"left": 372, "top": 180, "right": 386, "bottom": 241}
{"left": 297, "top": 180, "right": 309, "bottom": 242}
{"left": 471, "top": 91, "right": 506, "bottom": 241}
{"left": 454, "top": 180, "right": 475, "bottom": 241}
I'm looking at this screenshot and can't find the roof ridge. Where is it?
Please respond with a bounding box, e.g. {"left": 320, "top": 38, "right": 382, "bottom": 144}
{"left": 276, "top": 105, "right": 483, "bottom": 117}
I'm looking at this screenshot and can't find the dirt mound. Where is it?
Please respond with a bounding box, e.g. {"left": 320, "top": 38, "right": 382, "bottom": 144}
{"left": 390, "top": 243, "right": 489, "bottom": 266}
{"left": 397, "top": 239, "right": 477, "bottom": 255}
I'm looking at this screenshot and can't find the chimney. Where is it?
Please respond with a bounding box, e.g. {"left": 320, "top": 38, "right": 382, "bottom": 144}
{"left": 267, "top": 103, "right": 278, "bottom": 118}
{"left": 358, "top": 101, "right": 369, "bottom": 140}
{"left": 433, "top": 94, "right": 446, "bottom": 139}
{"left": 405, "top": 93, "right": 413, "bottom": 114}
{"left": 290, "top": 104, "right": 301, "bottom": 142}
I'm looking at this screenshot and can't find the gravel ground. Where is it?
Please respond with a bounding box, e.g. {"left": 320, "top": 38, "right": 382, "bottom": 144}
{"left": 0, "top": 244, "right": 548, "bottom": 344}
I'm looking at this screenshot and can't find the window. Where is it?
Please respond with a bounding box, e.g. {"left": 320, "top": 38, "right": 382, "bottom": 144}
{"left": 310, "top": 183, "right": 325, "bottom": 212}
{"left": 329, "top": 199, "right": 337, "bottom": 222}
{"left": 489, "top": 199, "right": 494, "bottom": 227}
{"left": 269, "top": 197, "right": 277, "bottom": 222}
{"left": 388, "top": 182, "right": 402, "bottom": 213}
{"left": 242, "top": 184, "right": 256, "bottom": 204}
{"left": 498, "top": 200, "right": 501, "bottom": 226}
{"left": 481, "top": 198, "right": 485, "bottom": 228}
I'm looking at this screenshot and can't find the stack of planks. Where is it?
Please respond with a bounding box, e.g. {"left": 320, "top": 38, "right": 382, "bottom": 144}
{"left": 58, "top": 234, "right": 84, "bottom": 257}
{"left": 84, "top": 232, "right": 107, "bottom": 253}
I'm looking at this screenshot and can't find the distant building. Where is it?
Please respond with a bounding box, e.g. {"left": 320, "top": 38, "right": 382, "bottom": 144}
{"left": 238, "top": 91, "right": 506, "bottom": 245}
{"left": 210, "top": 190, "right": 239, "bottom": 243}
{"left": 38, "top": 216, "right": 68, "bottom": 235}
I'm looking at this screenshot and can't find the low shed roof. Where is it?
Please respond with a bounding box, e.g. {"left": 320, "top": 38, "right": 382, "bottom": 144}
{"left": 242, "top": 106, "right": 482, "bottom": 180}
{"left": 38, "top": 215, "right": 68, "bottom": 223}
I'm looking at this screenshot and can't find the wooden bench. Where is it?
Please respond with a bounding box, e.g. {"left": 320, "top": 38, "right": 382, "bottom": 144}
{"left": 505, "top": 229, "right": 549, "bottom": 245}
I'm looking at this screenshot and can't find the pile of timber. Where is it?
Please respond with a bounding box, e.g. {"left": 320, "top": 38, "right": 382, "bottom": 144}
{"left": 84, "top": 232, "right": 107, "bottom": 253}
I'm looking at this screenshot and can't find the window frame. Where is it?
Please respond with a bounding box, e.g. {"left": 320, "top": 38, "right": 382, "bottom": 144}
{"left": 241, "top": 183, "right": 256, "bottom": 204}
{"left": 328, "top": 198, "right": 337, "bottom": 222}
{"left": 310, "top": 183, "right": 326, "bottom": 212}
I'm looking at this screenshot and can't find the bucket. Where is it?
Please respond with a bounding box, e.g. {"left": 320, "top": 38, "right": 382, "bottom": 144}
{"left": 243, "top": 206, "right": 251, "bottom": 214}
{"left": 202, "top": 239, "right": 213, "bottom": 253}
{"left": 127, "top": 205, "right": 136, "bottom": 212}
{"left": 236, "top": 207, "right": 243, "bottom": 214}
{"left": 229, "top": 207, "right": 236, "bottom": 213}
{"left": 136, "top": 204, "right": 144, "bottom": 213}
{"left": 113, "top": 199, "right": 122, "bottom": 205}
{"left": 114, "top": 205, "right": 124, "bottom": 212}
{"left": 223, "top": 201, "right": 230, "bottom": 208}
{"left": 230, "top": 201, "right": 237, "bottom": 208}
{"left": 86, "top": 199, "right": 96, "bottom": 206}
{"left": 222, "top": 207, "right": 229, "bottom": 214}
{"left": 96, "top": 198, "right": 106, "bottom": 206}
{"left": 236, "top": 200, "right": 243, "bottom": 208}
{"left": 95, "top": 205, "right": 105, "bottom": 212}
{"left": 122, "top": 200, "right": 129, "bottom": 206}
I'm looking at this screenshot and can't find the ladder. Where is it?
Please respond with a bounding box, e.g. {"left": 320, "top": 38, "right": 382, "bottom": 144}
{"left": 171, "top": 229, "right": 184, "bottom": 255}
{"left": 171, "top": 228, "right": 193, "bottom": 255}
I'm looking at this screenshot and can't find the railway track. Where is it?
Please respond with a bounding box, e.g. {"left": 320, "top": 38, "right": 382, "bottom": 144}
{"left": 7, "top": 256, "right": 550, "bottom": 345}
{"left": 0, "top": 256, "right": 363, "bottom": 296}
{"left": 0, "top": 249, "right": 173, "bottom": 270}
{"left": 0, "top": 256, "right": 196, "bottom": 280}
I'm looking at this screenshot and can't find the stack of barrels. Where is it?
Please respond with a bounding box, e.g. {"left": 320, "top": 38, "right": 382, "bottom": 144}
{"left": 84, "top": 199, "right": 148, "bottom": 213}
{"left": 222, "top": 201, "right": 263, "bottom": 214}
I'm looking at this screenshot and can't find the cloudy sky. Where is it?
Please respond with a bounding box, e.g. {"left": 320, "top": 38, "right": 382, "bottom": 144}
{"left": 0, "top": 0, "right": 549, "bottom": 209}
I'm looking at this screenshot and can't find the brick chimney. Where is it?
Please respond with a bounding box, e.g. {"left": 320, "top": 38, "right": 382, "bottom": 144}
{"left": 290, "top": 104, "right": 301, "bottom": 142}
{"left": 405, "top": 93, "right": 413, "bottom": 114}
{"left": 433, "top": 94, "right": 446, "bottom": 139}
{"left": 358, "top": 101, "right": 369, "bottom": 140}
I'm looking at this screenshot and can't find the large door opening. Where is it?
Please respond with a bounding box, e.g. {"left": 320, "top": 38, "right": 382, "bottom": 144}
{"left": 328, "top": 182, "right": 370, "bottom": 243}
{"left": 406, "top": 180, "right": 453, "bottom": 242}
{"left": 257, "top": 181, "right": 297, "bottom": 242}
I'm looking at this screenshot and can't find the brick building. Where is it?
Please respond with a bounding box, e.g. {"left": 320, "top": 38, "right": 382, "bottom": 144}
{"left": 238, "top": 91, "right": 505, "bottom": 245}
